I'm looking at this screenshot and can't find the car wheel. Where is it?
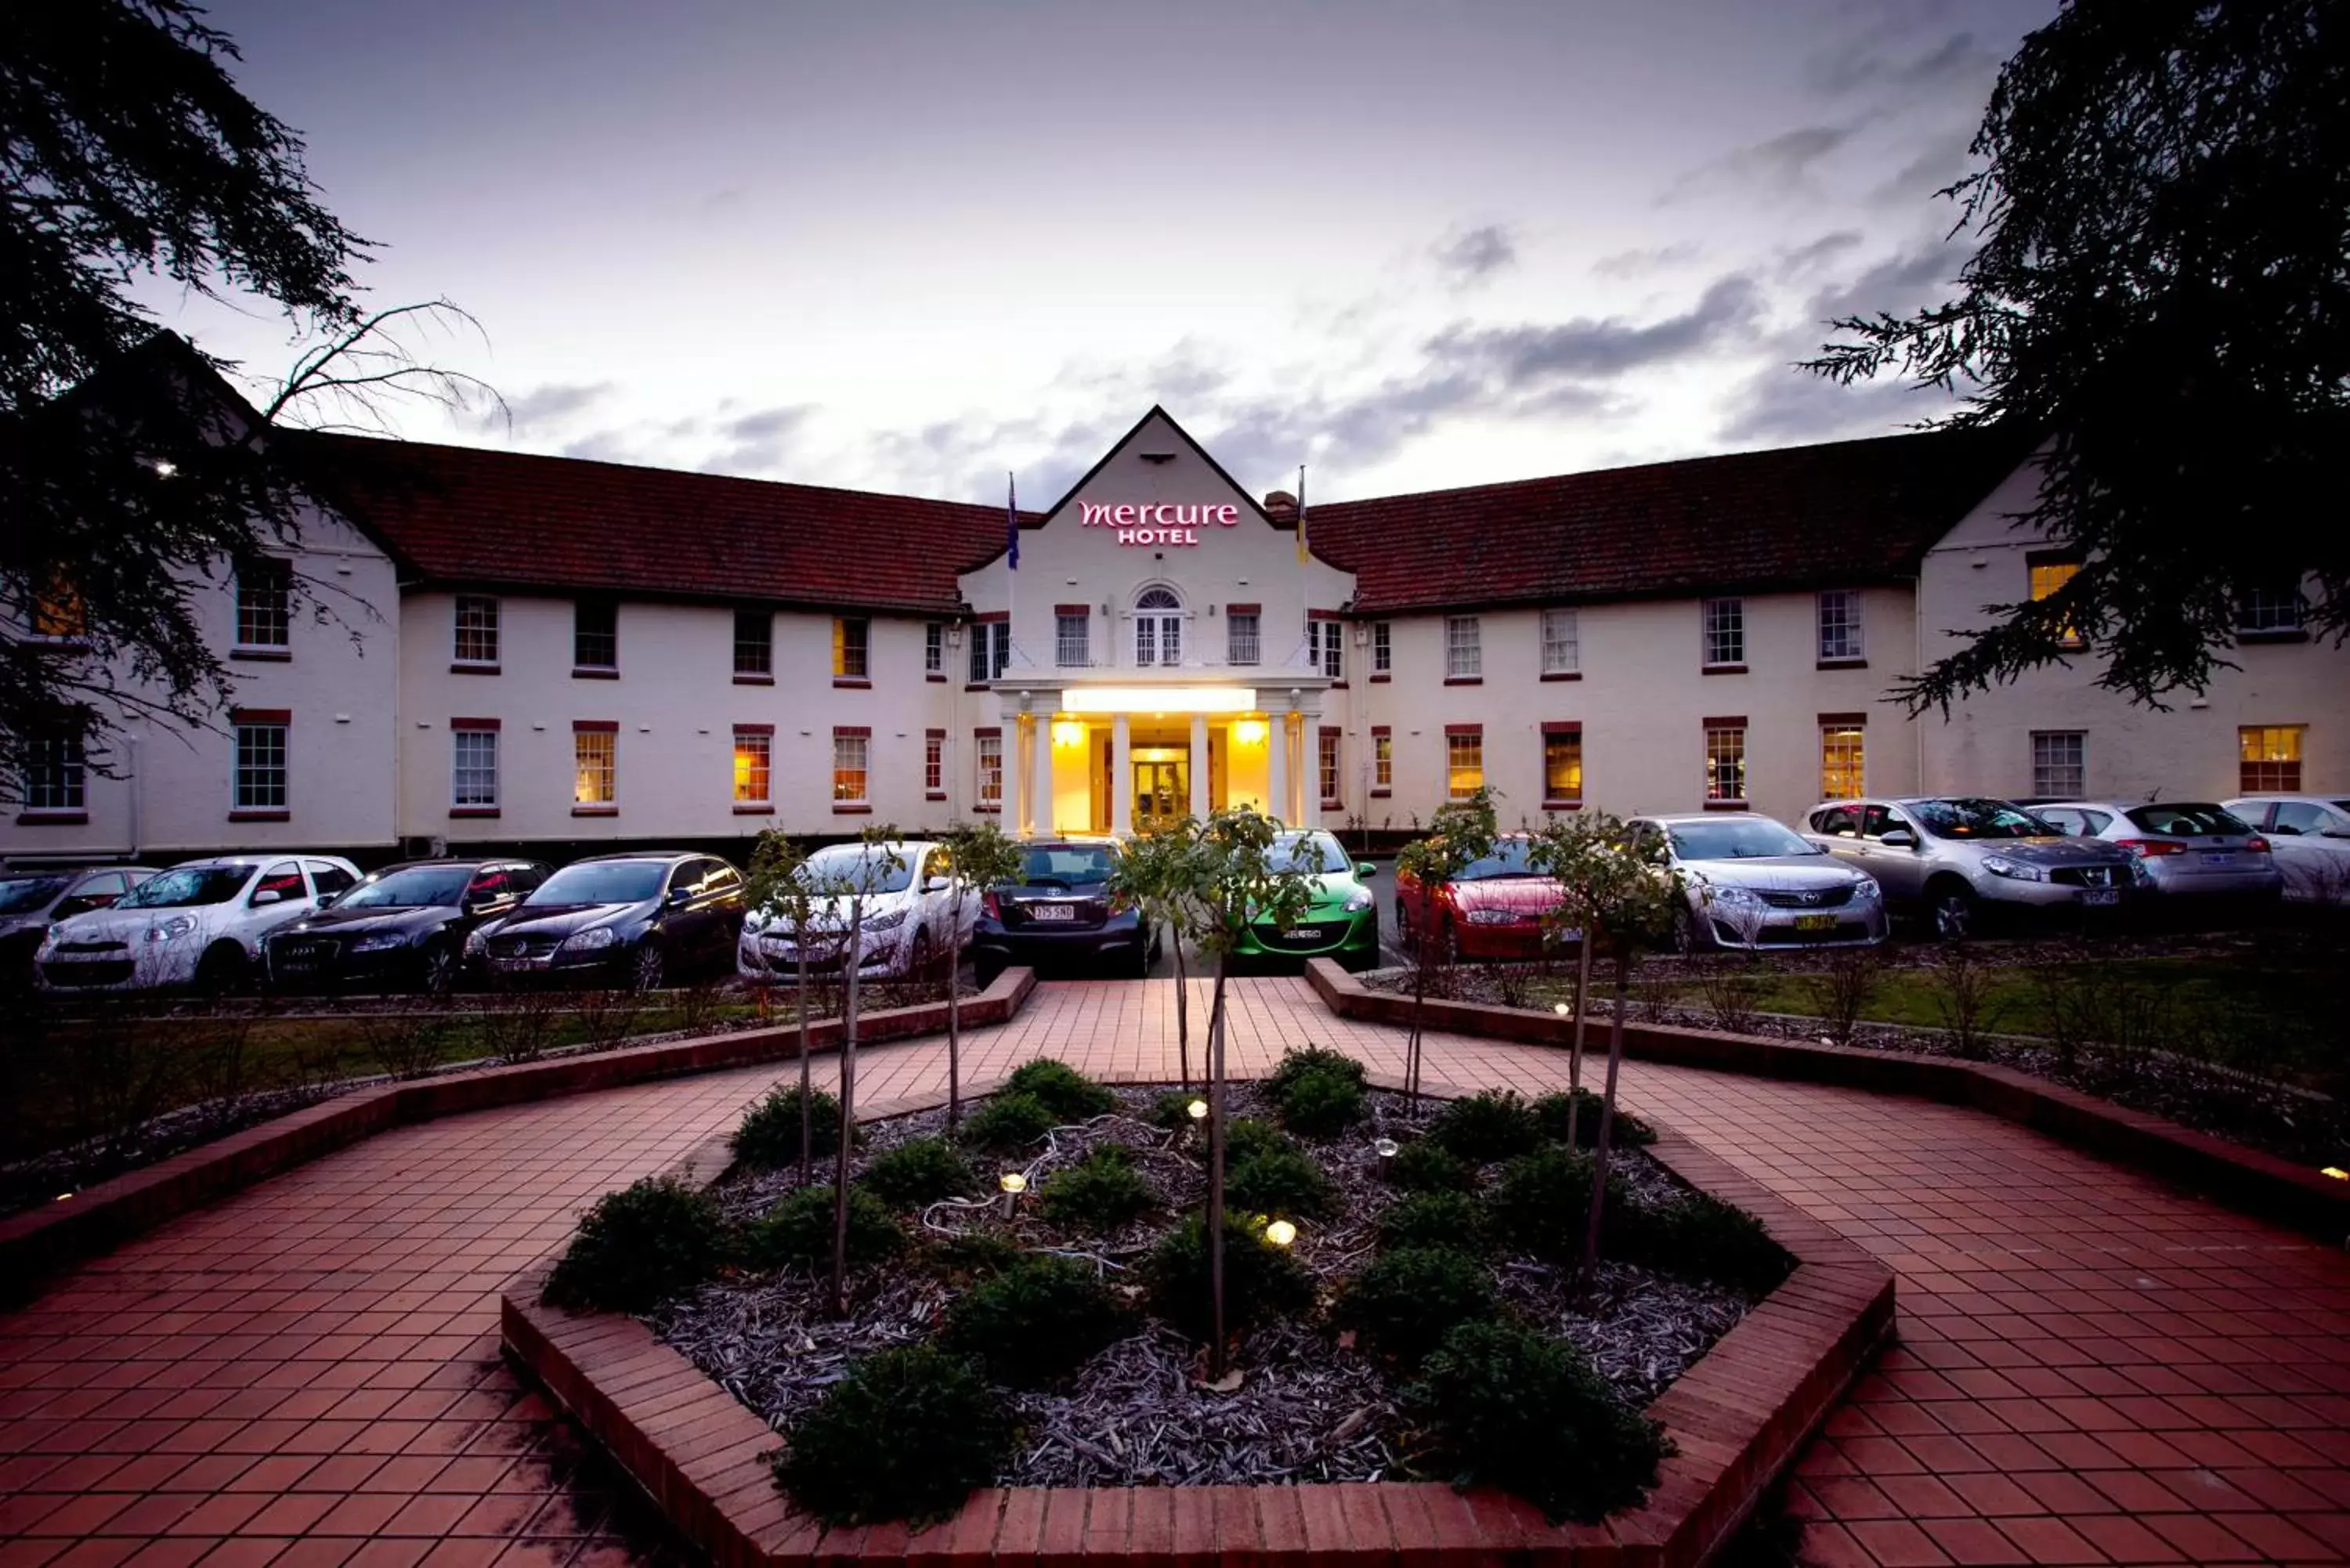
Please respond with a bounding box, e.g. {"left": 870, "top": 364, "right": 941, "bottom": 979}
{"left": 906, "top": 928, "right": 933, "bottom": 985}
{"left": 1126, "top": 938, "right": 1152, "bottom": 980}
{"left": 629, "top": 943, "right": 667, "bottom": 992}
{"left": 1671, "top": 901, "right": 1712, "bottom": 955}
{"left": 195, "top": 941, "right": 250, "bottom": 996}
{"left": 1928, "top": 880, "right": 1978, "bottom": 941}
{"left": 1436, "top": 917, "right": 1459, "bottom": 965}
{"left": 419, "top": 941, "right": 459, "bottom": 996}
{"left": 1394, "top": 898, "right": 1414, "bottom": 952}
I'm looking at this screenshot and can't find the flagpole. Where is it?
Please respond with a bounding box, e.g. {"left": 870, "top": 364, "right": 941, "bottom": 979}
{"left": 1006, "top": 470, "right": 1018, "bottom": 670}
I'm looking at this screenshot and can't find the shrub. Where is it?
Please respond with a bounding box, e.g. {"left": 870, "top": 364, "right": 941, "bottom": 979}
{"left": 1037, "top": 1145, "right": 1155, "bottom": 1233}
{"left": 1376, "top": 1190, "right": 1488, "bottom": 1255}
{"left": 1266, "top": 1045, "right": 1368, "bottom": 1099}
{"left": 925, "top": 1230, "right": 1023, "bottom": 1281}
{"left": 941, "top": 1255, "right": 1130, "bottom": 1386}
{"left": 1623, "top": 1193, "right": 1792, "bottom": 1295}
{"left": 1405, "top": 1320, "right": 1668, "bottom": 1523}
{"left": 732, "top": 1085, "right": 847, "bottom": 1168}
{"left": 771, "top": 1345, "right": 1008, "bottom": 1526}
{"left": 1224, "top": 1144, "right": 1337, "bottom": 1220}
{"left": 1531, "top": 1089, "right": 1656, "bottom": 1150}
{"left": 1334, "top": 1245, "right": 1497, "bottom": 1364}
{"left": 1149, "top": 1089, "right": 1205, "bottom": 1131}
{"left": 1484, "top": 1147, "right": 1632, "bottom": 1263}
{"left": 1272, "top": 1068, "right": 1366, "bottom": 1138}
{"left": 541, "top": 1176, "right": 729, "bottom": 1313}
{"left": 1221, "top": 1117, "right": 1292, "bottom": 1167}
{"left": 1000, "top": 1058, "right": 1116, "bottom": 1122}
{"left": 959, "top": 1090, "right": 1058, "bottom": 1152}
{"left": 1426, "top": 1090, "right": 1542, "bottom": 1164}
{"left": 743, "top": 1184, "right": 906, "bottom": 1270}
{"left": 1386, "top": 1140, "right": 1476, "bottom": 1194}
{"left": 1143, "top": 1212, "right": 1316, "bottom": 1341}
{"left": 859, "top": 1137, "right": 977, "bottom": 1209}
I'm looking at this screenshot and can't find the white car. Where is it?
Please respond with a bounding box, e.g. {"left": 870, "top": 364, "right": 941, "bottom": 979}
{"left": 1629, "top": 812, "right": 1890, "bottom": 951}
{"left": 2222, "top": 795, "right": 2350, "bottom": 903}
{"left": 37, "top": 854, "right": 362, "bottom": 993}
{"left": 737, "top": 840, "right": 974, "bottom": 983}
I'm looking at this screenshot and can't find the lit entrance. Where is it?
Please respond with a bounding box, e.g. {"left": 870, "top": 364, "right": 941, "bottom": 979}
{"left": 1132, "top": 746, "right": 1188, "bottom": 833}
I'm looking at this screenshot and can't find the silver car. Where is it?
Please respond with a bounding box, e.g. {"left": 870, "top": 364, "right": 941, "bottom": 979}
{"left": 2222, "top": 795, "right": 2350, "bottom": 904}
{"left": 1804, "top": 797, "right": 2146, "bottom": 939}
{"left": 1629, "top": 813, "right": 1889, "bottom": 952}
{"left": 2034, "top": 801, "right": 2283, "bottom": 903}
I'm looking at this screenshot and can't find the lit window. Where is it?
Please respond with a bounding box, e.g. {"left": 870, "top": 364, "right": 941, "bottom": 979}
{"left": 1308, "top": 620, "right": 1343, "bottom": 680}
{"left": 1820, "top": 724, "right": 1864, "bottom": 799}
{"left": 2029, "top": 558, "right": 2084, "bottom": 649}
{"left": 976, "top": 732, "right": 1003, "bottom": 806}
{"left": 733, "top": 729, "right": 772, "bottom": 804}
{"left": 1446, "top": 731, "right": 1483, "bottom": 799}
{"left": 1702, "top": 598, "right": 1744, "bottom": 667}
{"left": 1444, "top": 616, "right": 1481, "bottom": 679}
{"left": 1540, "top": 609, "right": 1579, "bottom": 676}
{"left": 1227, "top": 610, "right": 1260, "bottom": 666}
{"left": 24, "top": 733, "right": 85, "bottom": 812}
{"left": 1542, "top": 727, "right": 1582, "bottom": 804}
{"left": 925, "top": 622, "right": 945, "bottom": 675}
{"left": 1056, "top": 612, "right": 1090, "bottom": 667}
{"left": 1704, "top": 724, "right": 1746, "bottom": 803}
{"left": 235, "top": 722, "right": 289, "bottom": 810}
{"left": 2239, "top": 724, "right": 2304, "bottom": 793}
{"left": 733, "top": 609, "right": 772, "bottom": 676}
{"left": 1817, "top": 591, "right": 1863, "bottom": 662}
{"left": 969, "top": 622, "right": 1010, "bottom": 682}
{"left": 573, "top": 730, "right": 616, "bottom": 805}
{"left": 2238, "top": 582, "right": 2306, "bottom": 634}
{"left": 235, "top": 559, "right": 291, "bottom": 650}
{"left": 1372, "top": 622, "right": 1391, "bottom": 674}
{"left": 833, "top": 730, "right": 869, "bottom": 804}
{"left": 2031, "top": 731, "right": 2085, "bottom": 798}
{"left": 452, "top": 728, "right": 497, "bottom": 808}
{"left": 31, "top": 578, "right": 85, "bottom": 641}
{"left": 924, "top": 732, "right": 944, "bottom": 796}
{"left": 1373, "top": 732, "right": 1393, "bottom": 789}
{"left": 833, "top": 617, "right": 870, "bottom": 680}
{"left": 1318, "top": 729, "right": 1341, "bottom": 805}
{"left": 454, "top": 595, "right": 500, "bottom": 665}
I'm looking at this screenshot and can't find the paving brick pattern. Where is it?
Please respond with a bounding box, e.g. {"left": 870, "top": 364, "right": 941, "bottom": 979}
{"left": 2, "top": 977, "right": 2346, "bottom": 1568}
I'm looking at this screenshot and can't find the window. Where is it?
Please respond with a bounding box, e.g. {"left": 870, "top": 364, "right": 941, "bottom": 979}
{"left": 1702, "top": 598, "right": 1744, "bottom": 667}
{"left": 305, "top": 861, "right": 357, "bottom": 900}
{"left": 1318, "top": 728, "right": 1341, "bottom": 805}
{"left": 1372, "top": 622, "right": 1391, "bottom": 675}
{"left": 254, "top": 862, "right": 304, "bottom": 904}
{"left": 2239, "top": 581, "right": 2306, "bottom": 634}
{"left": 1134, "top": 587, "right": 1182, "bottom": 667}
{"left": 1227, "top": 609, "right": 1260, "bottom": 666}
{"left": 733, "top": 609, "right": 772, "bottom": 676}
{"left": 1542, "top": 725, "right": 1582, "bottom": 804}
{"left": 235, "top": 559, "right": 291, "bottom": 650}
{"left": 924, "top": 731, "right": 945, "bottom": 797}
{"left": 1373, "top": 731, "right": 1393, "bottom": 790}
{"left": 1820, "top": 723, "right": 1865, "bottom": 800}
{"left": 1817, "top": 591, "right": 1864, "bottom": 662}
{"left": 925, "top": 622, "right": 945, "bottom": 676}
{"left": 976, "top": 731, "right": 1003, "bottom": 807}
{"left": 574, "top": 600, "right": 617, "bottom": 670}
{"left": 969, "top": 621, "right": 1010, "bottom": 682}
{"left": 24, "top": 733, "right": 85, "bottom": 812}
{"left": 1444, "top": 616, "right": 1481, "bottom": 679}
{"left": 2029, "top": 557, "right": 2084, "bottom": 649}
{"left": 454, "top": 595, "right": 500, "bottom": 666}
{"left": 1307, "top": 619, "right": 1343, "bottom": 680}
{"left": 573, "top": 729, "right": 616, "bottom": 806}
{"left": 2031, "top": 731, "right": 2085, "bottom": 798}
{"left": 733, "top": 728, "right": 772, "bottom": 804}
{"left": 1704, "top": 722, "right": 1746, "bottom": 803}
{"left": 833, "top": 616, "right": 870, "bottom": 681}
{"left": 833, "top": 729, "right": 870, "bottom": 804}
{"left": 234, "top": 721, "right": 289, "bottom": 811}
{"left": 1540, "top": 609, "right": 1579, "bottom": 676}
{"left": 452, "top": 728, "right": 498, "bottom": 808}
{"left": 1056, "top": 611, "right": 1090, "bottom": 667}
{"left": 31, "top": 577, "right": 85, "bottom": 641}
{"left": 1445, "top": 728, "right": 1483, "bottom": 800}
{"left": 2271, "top": 801, "right": 2332, "bottom": 836}
{"left": 2239, "top": 724, "right": 2304, "bottom": 793}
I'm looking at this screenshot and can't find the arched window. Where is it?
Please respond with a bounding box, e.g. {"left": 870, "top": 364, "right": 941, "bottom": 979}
{"left": 1134, "top": 587, "right": 1184, "bottom": 668}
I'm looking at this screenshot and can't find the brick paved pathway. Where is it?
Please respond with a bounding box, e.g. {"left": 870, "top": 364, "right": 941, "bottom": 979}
{"left": 2, "top": 978, "right": 2345, "bottom": 1568}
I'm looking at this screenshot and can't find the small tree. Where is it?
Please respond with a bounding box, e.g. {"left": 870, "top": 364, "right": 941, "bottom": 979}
{"left": 1528, "top": 826, "right": 1596, "bottom": 1149}
{"left": 938, "top": 820, "right": 1025, "bottom": 1134}
{"left": 745, "top": 830, "right": 826, "bottom": 1183}
{"left": 826, "top": 826, "right": 906, "bottom": 1317}
{"left": 1393, "top": 788, "right": 1500, "bottom": 1102}
{"left": 1108, "top": 818, "right": 1206, "bottom": 1089}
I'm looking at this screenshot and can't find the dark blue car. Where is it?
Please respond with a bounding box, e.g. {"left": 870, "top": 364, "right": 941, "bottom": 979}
{"left": 971, "top": 837, "right": 1156, "bottom": 984}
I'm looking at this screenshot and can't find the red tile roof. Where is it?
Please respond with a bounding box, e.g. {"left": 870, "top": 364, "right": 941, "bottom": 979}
{"left": 1304, "top": 425, "right": 2034, "bottom": 613}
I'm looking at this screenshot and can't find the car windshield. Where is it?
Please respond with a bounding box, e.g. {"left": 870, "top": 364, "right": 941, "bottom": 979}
{"left": 0, "top": 876, "right": 70, "bottom": 915}
{"left": 1908, "top": 798, "right": 2053, "bottom": 840}
{"left": 1018, "top": 844, "right": 1117, "bottom": 885}
{"left": 338, "top": 866, "right": 472, "bottom": 909}
{"left": 1666, "top": 819, "right": 1819, "bottom": 861}
{"left": 2124, "top": 804, "right": 2251, "bottom": 837}
{"left": 530, "top": 862, "right": 667, "bottom": 905}
{"left": 798, "top": 846, "right": 916, "bottom": 895}
{"left": 1266, "top": 832, "right": 1347, "bottom": 876}
{"left": 1455, "top": 839, "right": 1541, "bottom": 880}
{"left": 119, "top": 866, "right": 251, "bottom": 909}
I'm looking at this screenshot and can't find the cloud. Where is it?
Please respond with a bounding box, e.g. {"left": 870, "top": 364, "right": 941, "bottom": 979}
{"left": 1810, "top": 30, "right": 1996, "bottom": 97}
{"left": 1776, "top": 230, "right": 1866, "bottom": 280}
{"left": 1425, "top": 273, "right": 1765, "bottom": 385}
{"left": 703, "top": 404, "right": 818, "bottom": 475}
{"left": 1590, "top": 242, "right": 1702, "bottom": 280}
{"left": 1718, "top": 361, "right": 1955, "bottom": 446}
{"left": 1430, "top": 225, "right": 1518, "bottom": 288}
{"left": 1661, "top": 123, "right": 1860, "bottom": 204}
{"left": 493, "top": 381, "right": 613, "bottom": 431}
{"left": 1867, "top": 128, "right": 1981, "bottom": 209}
{"left": 1805, "top": 243, "right": 1965, "bottom": 325}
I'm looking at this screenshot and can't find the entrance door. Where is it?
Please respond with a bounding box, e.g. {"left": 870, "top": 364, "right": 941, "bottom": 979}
{"left": 1133, "top": 757, "right": 1188, "bottom": 834}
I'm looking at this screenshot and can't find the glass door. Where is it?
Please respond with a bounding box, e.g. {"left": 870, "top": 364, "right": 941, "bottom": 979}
{"left": 1132, "top": 756, "right": 1188, "bottom": 834}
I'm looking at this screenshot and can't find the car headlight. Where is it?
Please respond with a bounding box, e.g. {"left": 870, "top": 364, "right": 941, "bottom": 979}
{"left": 349, "top": 933, "right": 407, "bottom": 953}
{"left": 1340, "top": 889, "right": 1374, "bottom": 914}
{"left": 1703, "top": 883, "right": 1764, "bottom": 908}
{"left": 1853, "top": 877, "right": 1881, "bottom": 900}
{"left": 1463, "top": 909, "right": 1517, "bottom": 925}
{"left": 1981, "top": 855, "right": 2048, "bottom": 882}
{"left": 38, "top": 925, "right": 61, "bottom": 953}
{"left": 862, "top": 908, "right": 908, "bottom": 932}
{"left": 465, "top": 927, "right": 489, "bottom": 956}
{"left": 560, "top": 927, "right": 617, "bottom": 952}
{"left": 147, "top": 916, "right": 197, "bottom": 942}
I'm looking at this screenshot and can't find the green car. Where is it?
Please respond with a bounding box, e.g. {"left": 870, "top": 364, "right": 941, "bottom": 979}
{"left": 1231, "top": 829, "right": 1383, "bottom": 972}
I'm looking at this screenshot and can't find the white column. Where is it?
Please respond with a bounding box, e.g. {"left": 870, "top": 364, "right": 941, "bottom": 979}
{"left": 1112, "top": 714, "right": 1134, "bottom": 836}
{"left": 1034, "top": 712, "right": 1057, "bottom": 835}
{"left": 1009, "top": 714, "right": 1031, "bottom": 836}
{"left": 1188, "top": 714, "right": 1209, "bottom": 820}
{"left": 1267, "top": 712, "right": 1289, "bottom": 826}
{"left": 1296, "top": 716, "right": 1320, "bottom": 830}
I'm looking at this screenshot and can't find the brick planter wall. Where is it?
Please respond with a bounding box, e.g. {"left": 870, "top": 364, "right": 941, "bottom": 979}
{"left": 502, "top": 1078, "right": 1895, "bottom": 1568}
{"left": 1304, "top": 959, "right": 2350, "bottom": 1241}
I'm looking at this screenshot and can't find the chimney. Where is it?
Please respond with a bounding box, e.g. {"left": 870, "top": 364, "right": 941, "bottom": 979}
{"left": 1263, "top": 489, "right": 1297, "bottom": 521}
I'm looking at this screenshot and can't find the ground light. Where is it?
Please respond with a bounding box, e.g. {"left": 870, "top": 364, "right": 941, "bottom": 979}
{"left": 2324, "top": 1167, "right": 2348, "bottom": 1180}
{"left": 1264, "top": 1219, "right": 1298, "bottom": 1248}
{"left": 998, "top": 1170, "right": 1026, "bottom": 1217}
{"left": 1372, "top": 1137, "right": 1398, "bottom": 1162}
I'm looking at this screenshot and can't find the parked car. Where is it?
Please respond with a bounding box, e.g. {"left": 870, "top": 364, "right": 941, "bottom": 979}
{"left": 737, "top": 840, "right": 971, "bottom": 985}
{"left": 1228, "top": 829, "right": 1380, "bottom": 972}
{"left": 2033, "top": 801, "right": 2282, "bottom": 909}
{"left": 1805, "top": 797, "right": 2144, "bottom": 938}
{"left": 1394, "top": 833, "right": 1566, "bottom": 962}
{"left": 35, "top": 854, "right": 362, "bottom": 992}
{"left": 266, "top": 858, "right": 550, "bottom": 993}
{"left": 1628, "top": 814, "right": 1889, "bottom": 952}
{"left": 0, "top": 865, "right": 160, "bottom": 988}
{"left": 968, "top": 836, "right": 1155, "bottom": 985}
{"left": 2222, "top": 794, "right": 2350, "bottom": 903}
{"left": 472, "top": 852, "right": 745, "bottom": 989}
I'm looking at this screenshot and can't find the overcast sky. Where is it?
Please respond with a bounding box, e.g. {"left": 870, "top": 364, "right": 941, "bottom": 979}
{"left": 154, "top": 0, "right": 2055, "bottom": 506}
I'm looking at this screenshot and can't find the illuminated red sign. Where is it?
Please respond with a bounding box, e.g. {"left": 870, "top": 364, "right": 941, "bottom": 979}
{"left": 1079, "top": 500, "right": 1240, "bottom": 546}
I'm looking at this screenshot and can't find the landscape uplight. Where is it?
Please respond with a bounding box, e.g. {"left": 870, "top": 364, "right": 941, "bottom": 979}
{"left": 1188, "top": 1099, "right": 1209, "bottom": 1122}
{"left": 999, "top": 1169, "right": 1026, "bottom": 1216}
{"left": 1372, "top": 1137, "right": 1399, "bottom": 1161}
{"left": 2324, "top": 1167, "right": 2348, "bottom": 1181}
{"left": 1264, "top": 1219, "right": 1298, "bottom": 1248}
{"left": 1553, "top": 1002, "right": 1570, "bottom": 1017}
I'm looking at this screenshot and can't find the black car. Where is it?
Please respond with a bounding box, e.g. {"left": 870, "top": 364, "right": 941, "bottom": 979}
{"left": 469, "top": 851, "right": 746, "bottom": 989}
{"left": 263, "top": 858, "right": 548, "bottom": 994}
{"left": 971, "top": 836, "right": 1155, "bottom": 985}
{"left": 0, "top": 865, "right": 160, "bottom": 988}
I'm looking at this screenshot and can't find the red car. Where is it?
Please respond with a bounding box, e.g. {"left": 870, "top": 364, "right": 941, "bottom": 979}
{"left": 1394, "top": 834, "right": 1574, "bottom": 961}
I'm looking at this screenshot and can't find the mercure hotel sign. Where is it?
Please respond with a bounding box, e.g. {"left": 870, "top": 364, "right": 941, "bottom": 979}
{"left": 1079, "top": 500, "right": 1241, "bottom": 547}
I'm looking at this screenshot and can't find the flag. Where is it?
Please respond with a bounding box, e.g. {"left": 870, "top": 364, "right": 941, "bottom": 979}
{"left": 1295, "top": 464, "right": 1308, "bottom": 564}
{"left": 1006, "top": 471, "right": 1020, "bottom": 571}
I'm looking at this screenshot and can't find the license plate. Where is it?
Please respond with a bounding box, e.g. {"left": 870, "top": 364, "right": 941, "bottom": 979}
{"left": 2081, "top": 889, "right": 2120, "bottom": 906}
{"left": 1029, "top": 905, "right": 1076, "bottom": 923}
{"left": 1284, "top": 927, "right": 1322, "bottom": 941}
{"left": 1792, "top": 913, "right": 1837, "bottom": 931}
{"left": 2201, "top": 853, "right": 2234, "bottom": 865}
